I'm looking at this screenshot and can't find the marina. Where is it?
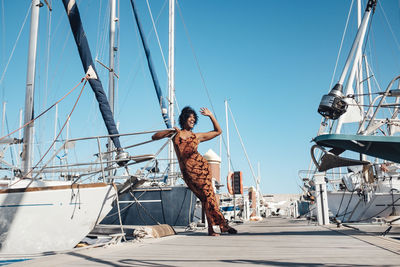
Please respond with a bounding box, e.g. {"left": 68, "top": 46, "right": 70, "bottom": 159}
{"left": 2, "top": 0, "right": 400, "bottom": 265}
{"left": 6, "top": 217, "right": 400, "bottom": 266}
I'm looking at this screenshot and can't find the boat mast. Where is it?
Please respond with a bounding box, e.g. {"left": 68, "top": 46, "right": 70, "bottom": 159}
{"left": 335, "top": 0, "right": 369, "bottom": 133}
{"left": 318, "top": 0, "right": 376, "bottom": 123}
{"left": 356, "top": 0, "right": 367, "bottom": 162}
{"left": 18, "top": 109, "right": 22, "bottom": 167}
{"left": 53, "top": 104, "right": 58, "bottom": 167}
{"left": 2, "top": 102, "right": 6, "bottom": 137}
{"left": 108, "top": 0, "right": 117, "bottom": 161}
{"left": 257, "top": 162, "right": 261, "bottom": 217}
{"left": 356, "top": 0, "right": 364, "bottom": 112}
{"left": 168, "top": 0, "right": 175, "bottom": 184}
{"left": 225, "top": 100, "right": 236, "bottom": 220}
{"left": 225, "top": 100, "right": 231, "bottom": 172}
{"left": 337, "top": 1, "right": 374, "bottom": 88}
{"left": 22, "top": 0, "right": 42, "bottom": 177}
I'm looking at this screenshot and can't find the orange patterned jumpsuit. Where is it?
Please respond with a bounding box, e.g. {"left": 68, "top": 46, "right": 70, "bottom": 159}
{"left": 173, "top": 129, "right": 228, "bottom": 235}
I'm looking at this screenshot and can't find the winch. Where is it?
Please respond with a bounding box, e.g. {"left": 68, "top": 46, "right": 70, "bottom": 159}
{"left": 318, "top": 83, "right": 348, "bottom": 120}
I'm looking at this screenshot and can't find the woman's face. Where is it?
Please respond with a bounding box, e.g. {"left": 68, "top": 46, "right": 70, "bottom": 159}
{"left": 184, "top": 114, "right": 196, "bottom": 129}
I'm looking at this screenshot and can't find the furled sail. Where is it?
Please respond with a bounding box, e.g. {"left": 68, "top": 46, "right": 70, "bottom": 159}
{"left": 129, "top": 0, "right": 171, "bottom": 128}
{"left": 61, "top": 0, "right": 121, "bottom": 148}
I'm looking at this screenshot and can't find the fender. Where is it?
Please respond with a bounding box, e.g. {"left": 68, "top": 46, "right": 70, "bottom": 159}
{"left": 227, "top": 172, "right": 234, "bottom": 195}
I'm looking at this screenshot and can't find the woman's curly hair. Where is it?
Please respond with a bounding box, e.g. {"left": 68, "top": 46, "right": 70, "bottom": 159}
{"left": 178, "top": 106, "right": 198, "bottom": 129}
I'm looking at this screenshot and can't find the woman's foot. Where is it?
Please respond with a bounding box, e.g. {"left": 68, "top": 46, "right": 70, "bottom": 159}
{"left": 208, "top": 232, "right": 220, "bottom": 237}
{"left": 208, "top": 225, "right": 221, "bottom": 236}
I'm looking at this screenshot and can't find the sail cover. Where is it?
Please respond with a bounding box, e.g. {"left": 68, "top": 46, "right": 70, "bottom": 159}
{"left": 62, "top": 0, "right": 121, "bottom": 149}
{"left": 130, "top": 0, "right": 171, "bottom": 128}
{"left": 314, "top": 134, "right": 400, "bottom": 164}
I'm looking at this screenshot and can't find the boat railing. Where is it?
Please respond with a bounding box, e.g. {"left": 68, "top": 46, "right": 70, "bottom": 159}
{"left": 0, "top": 130, "right": 175, "bottom": 185}
{"left": 358, "top": 75, "right": 400, "bottom": 135}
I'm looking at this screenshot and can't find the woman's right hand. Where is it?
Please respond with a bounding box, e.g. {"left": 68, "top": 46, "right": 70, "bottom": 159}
{"left": 152, "top": 128, "right": 178, "bottom": 140}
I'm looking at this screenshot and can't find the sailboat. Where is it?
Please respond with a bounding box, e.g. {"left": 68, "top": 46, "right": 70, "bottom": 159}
{"left": 0, "top": 0, "right": 217, "bottom": 257}
{"left": 309, "top": 0, "right": 400, "bottom": 223}
{"left": 0, "top": 0, "right": 129, "bottom": 255}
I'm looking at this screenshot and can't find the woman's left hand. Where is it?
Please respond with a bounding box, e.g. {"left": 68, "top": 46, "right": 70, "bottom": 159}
{"left": 200, "top": 107, "right": 212, "bottom": 117}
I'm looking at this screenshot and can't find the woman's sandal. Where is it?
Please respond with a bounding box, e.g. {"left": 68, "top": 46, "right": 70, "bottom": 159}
{"left": 227, "top": 227, "right": 238, "bottom": 234}
{"left": 221, "top": 225, "right": 238, "bottom": 234}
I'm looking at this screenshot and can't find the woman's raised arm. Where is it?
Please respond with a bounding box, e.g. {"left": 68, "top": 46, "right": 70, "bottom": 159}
{"left": 196, "top": 108, "right": 222, "bottom": 142}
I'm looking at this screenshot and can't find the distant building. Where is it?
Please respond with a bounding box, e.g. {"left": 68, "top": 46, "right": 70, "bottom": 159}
{"left": 263, "top": 194, "right": 301, "bottom": 217}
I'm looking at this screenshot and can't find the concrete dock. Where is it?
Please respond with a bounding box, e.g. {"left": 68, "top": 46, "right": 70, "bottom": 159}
{"left": 10, "top": 217, "right": 400, "bottom": 266}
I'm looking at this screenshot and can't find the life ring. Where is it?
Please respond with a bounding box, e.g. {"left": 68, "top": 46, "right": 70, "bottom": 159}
{"left": 227, "top": 172, "right": 234, "bottom": 195}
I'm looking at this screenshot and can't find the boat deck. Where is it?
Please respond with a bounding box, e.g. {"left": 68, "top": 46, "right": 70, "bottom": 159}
{"left": 10, "top": 217, "right": 400, "bottom": 266}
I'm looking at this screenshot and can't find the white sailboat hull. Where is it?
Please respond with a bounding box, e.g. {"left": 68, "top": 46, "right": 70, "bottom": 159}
{"left": 0, "top": 181, "right": 116, "bottom": 256}
{"left": 327, "top": 191, "right": 400, "bottom": 222}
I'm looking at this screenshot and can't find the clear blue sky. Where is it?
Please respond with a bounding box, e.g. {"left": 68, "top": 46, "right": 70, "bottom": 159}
{"left": 1, "top": 0, "right": 400, "bottom": 194}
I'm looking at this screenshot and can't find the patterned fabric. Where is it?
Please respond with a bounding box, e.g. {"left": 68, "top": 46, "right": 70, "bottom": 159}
{"left": 173, "top": 129, "right": 228, "bottom": 234}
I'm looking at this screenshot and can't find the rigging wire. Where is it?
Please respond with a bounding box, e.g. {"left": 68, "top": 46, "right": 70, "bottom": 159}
{"left": 44, "top": 7, "right": 52, "bottom": 119}
{"left": 347, "top": 91, "right": 380, "bottom": 97}
{"left": 129, "top": 0, "right": 171, "bottom": 128}
{"left": 363, "top": 2, "right": 400, "bottom": 119}
{"left": 0, "top": 3, "right": 31, "bottom": 90}
{"left": 1, "top": 0, "right": 5, "bottom": 101}
{"left": 175, "top": 1, "right": 215, "bottom": 114}
{"left": 329, "top": 0, "right": 355, "bottom": 89}
{"left": 95, "top": 0, "right": 104, "bottom": 59}
{"left": 227, "top": 104, "right": 258, "bottom": 186}
{"left": 174, "top": 94, "right": 180, "bottom": 115}
{"left": 96, "top": 0, "right": 110, "bottom": 62}
{"left": 378, "top": 1, "right": 400, "bottom": 54}
{"left": 117, "top": 0, "right": 168, "bottom": 120}
{"left": 144, "top": 0, "right": 169, "bottom": 111}
{"left": 146, "top": 0, "right": 168, "bottom": 73}
{"left": 345, "top": 102, "right": 400, "bottom": 108}
{"left": 34, "top": 129, "right": 45, "bottom": 179}
{"left": 28, "top": 77, "right": 88, "bottom": 180}
{"left": 103, "top": 190, "right": 148, "bottom": 219}
{"left": 370, "top": 70, "right": 383, "bottom": 92}
{"left": 116, "top": 0, "right": 121, "bottom": 121}
{"left": 175, "top": 0, "right": 236, "bottom": 174}
{"left": 130, "top": 190, "right": 162, "bottom": 225}
{"left": 47, "top": 26, "right": 71, "bottom": 102}
{"left": 37, "top": 5, "right": 53, "bottom": 173}
{"left": 340, "top": 190, "right": 356, "bottom": 222}
{"left": 9, "top": 76, "right": 88, "bottom": 186}
{"left": 5, "top": 114, "right": 15, "bottom": 167}
{"left": 0, "top": 78, "right": 85, "bottom": 143}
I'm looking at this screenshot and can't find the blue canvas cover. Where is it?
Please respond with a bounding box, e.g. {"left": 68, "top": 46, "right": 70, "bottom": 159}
{"left": 62, "top": 0, "right": 121, "bottom": 148}
{"left": 129, "top": 0, "right": 171, "bottom": 128}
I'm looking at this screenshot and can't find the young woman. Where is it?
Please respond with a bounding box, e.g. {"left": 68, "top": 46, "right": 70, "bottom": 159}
{"left": 152, "top": 106, "right": 237, "bottom": 236}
